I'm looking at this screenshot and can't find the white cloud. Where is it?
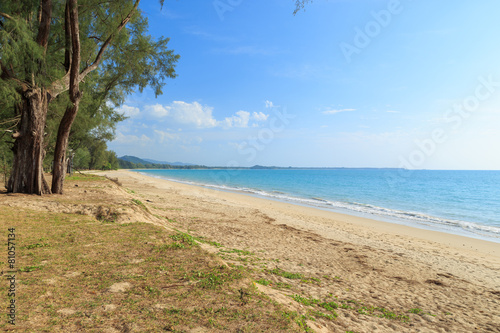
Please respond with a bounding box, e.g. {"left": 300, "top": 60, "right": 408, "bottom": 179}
{"left": 222, "top": 110, "right": 250, "bottom": 128}
{"left": 322, "top": 108, "right": 356, "bottom": 115}
{"left": 252, "top": 111, "right": 269, "bottom": 121}
{"left": 147, "top": 103, "right": 170, "bottom": 118}
{"left": 154, "top": 130, "right": 180, "bottom": 143}
{"left": 386, "top": 110, "right": 400, "bottom": 113}
{"left": 228, "top": 142, "right": 244, "bottom": 150}
{"left": 169, "top": 101, "right": 217, "bottom": 128}
{"left": 265, "top": 100, "right": 275, "bottom": 108}
{"left": 114, "top": 132, "right": 152, "bottom": 145}
{"left": 118, "top": 105, "right": 140, "bottom": 118}
{"left": 142, "top": 101, "right": 269, "bottom": 129}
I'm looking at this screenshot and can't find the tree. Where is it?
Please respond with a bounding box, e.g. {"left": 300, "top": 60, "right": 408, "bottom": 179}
{"left": 294, "top": 0, "right": 313, "bottom": 15}
{"left": 73, "top": 147, "right": 90, "bottom": 169}
{"left": 0, "top": 0, "right": 178, "bottom": 194}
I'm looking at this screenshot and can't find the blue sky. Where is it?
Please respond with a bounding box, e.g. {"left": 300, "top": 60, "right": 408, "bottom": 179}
{"left": 108, "top": 0, "right": 500, "bottom": 169}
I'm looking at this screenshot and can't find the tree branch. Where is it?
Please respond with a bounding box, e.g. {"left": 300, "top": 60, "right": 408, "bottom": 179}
{"left": 78, "top": 0, "right": 140, "bottom": 80}
{"left": 36, "top": 0, "right": 53, "bottom": 49}
{"left": 68, "top": 0, "right": 80, "bottom": 102}
{"left": 0, "top": 60, "right": 27, "bottom": 91}
{"left": 64, "top": 1, "right": 72, "bottom": 72}
{"left": 0, "top": 12, "right": 14, "bottom": 20}
{"left": 49, "top": 0, "right": 140, "bottom": 98}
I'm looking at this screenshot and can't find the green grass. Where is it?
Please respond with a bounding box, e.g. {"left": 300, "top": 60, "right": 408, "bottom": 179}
{"left": 65, "top": 173, "right": 106, "bottom": 181}
{"left": 0, "top": 195, "right": 303, "bottom": 332}
{"left": 257, "top": 278, "right": 272, "bottom": 286}
{"left": 269, "top": 268, "right": 304, "bottom": 279}
{"left": 131, "top": 198, "right": 148, "bottom": 211}
{"left": 220, "top": 248, "right": 254, "bottom": 256}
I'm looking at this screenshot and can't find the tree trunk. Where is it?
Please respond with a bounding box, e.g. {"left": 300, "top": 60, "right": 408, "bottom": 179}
{"left": 7, "top": 88, "right": 51, "bottom": 195}
{"left": 51, "top": 0, "right": 81, "bottom": 194}
{"left": 51, "top": 102, "right": 79, "bottom": 194}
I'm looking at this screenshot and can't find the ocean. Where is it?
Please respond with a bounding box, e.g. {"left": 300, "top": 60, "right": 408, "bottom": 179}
{"left": 135, "top": 169, "right": 500, "bottom": 243}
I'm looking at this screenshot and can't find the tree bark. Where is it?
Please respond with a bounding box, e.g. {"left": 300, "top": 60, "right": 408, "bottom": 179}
{"left": 51, "top": 103, "right": 79, "bottom": 194}
{"left": 51, "top": 0, "right": 80, "bottom": 194}
{"left": 7, "top": 89, "right": 51, "bottom": 195}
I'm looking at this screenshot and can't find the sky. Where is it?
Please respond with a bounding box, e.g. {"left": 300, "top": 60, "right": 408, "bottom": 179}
{"left": 108, "top": 0, "right": 500, "bottom": 169}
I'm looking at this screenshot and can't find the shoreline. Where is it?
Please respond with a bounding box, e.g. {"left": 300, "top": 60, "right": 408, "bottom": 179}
{"left": 132, "top": 168, "right": 500, "bottom": 245}
{"left": 90, "top": 169, "right": 500, "bottom": 332}
{"left": 97, "top": 170, "right": 499, "bottom": 277}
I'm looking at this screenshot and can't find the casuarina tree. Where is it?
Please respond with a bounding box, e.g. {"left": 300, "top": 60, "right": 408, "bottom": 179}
{"left": 0, "top": 0, "right": 178, "bottom": 194}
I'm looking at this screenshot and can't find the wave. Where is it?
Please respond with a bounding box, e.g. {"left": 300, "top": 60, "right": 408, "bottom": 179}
{"left": 136, "top": 171, "right": 500, "bottom": 240}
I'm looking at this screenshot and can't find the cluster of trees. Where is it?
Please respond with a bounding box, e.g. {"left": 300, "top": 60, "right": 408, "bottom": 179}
{"left": 118, "top": 159, "right": 206, "bottom": 170}
{"left": 1, "top": 0, "right": 311, "bottom": 194}
{"left": 0, "top": 0, "right": 179, "bottom": 194}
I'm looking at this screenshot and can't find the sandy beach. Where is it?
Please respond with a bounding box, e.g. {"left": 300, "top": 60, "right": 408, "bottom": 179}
{"left": 3, "top": 169, "right": 496, "bottom": 332}
{"left": 77, "top": 169, "right": 498, "bottom": 332}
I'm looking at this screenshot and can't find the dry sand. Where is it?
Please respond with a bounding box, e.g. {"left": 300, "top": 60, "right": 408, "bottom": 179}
{"left": 3, "top": 169, "right": 497, "bottom": 332}
{"left": 86, "top": 170, "right": 500, "bottom": 333}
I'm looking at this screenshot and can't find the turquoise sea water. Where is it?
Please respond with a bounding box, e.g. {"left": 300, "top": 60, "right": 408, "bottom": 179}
{"left": 135, "top": 169, "right": 500, "bottom": 243}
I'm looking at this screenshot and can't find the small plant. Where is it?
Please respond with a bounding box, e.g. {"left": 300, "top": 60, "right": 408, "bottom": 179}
{"left": 275, "top": 282, "right": 292, "bottom": 289}
{"left": 308, "top": 309, "right": 335, "bottom": 320}
{"left": 170, "top": 232, "right": 198, "bottom": 247}
{"left": 144, "top": 286, "right": 160, "bottom": 296}
{"left": 269, "top": 268, "right": 303, "bottom": 279}
{"left": 19, "top": 265, "right": 42, "bottom": 272}
{"left": 256, "top": 279, "right": 271, "bottom": 286}
{"left": 221, "top": 248, "right": 254, "bottom": 256}
{"left": 132, "top": 199, "right": 148, "bottom": 211}
{"left": 196, "top": 265, "right": 243, "bottom": 289}
{"left": 21, "top": 240, "right": 50, "bottom": 249}
{"left": 319, "top": 301, "right": 338, "bottom": 312}
{"left": 196, "top": 236, "right": 222, "bottom": 248}
{"left": 292, "top": 294, "right": 320, "bottom": 307}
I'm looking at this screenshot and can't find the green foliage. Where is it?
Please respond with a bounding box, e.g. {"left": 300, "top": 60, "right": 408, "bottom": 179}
{"left": 1, "top": 0, "right": 179, "bottom": 175}
{"left": 256, "top": 278, "right": 271, "bottom": 286}
{"left": 169, "top": 232, "right": 199, "bottom": 247}
{"left": 73, "top": 148, "right": 91, "bottom": 170}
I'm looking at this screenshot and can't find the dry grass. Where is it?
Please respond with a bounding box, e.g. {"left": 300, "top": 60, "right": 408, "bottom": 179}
{"left": 0, "top": 175, "right": 302, "bottom": 332}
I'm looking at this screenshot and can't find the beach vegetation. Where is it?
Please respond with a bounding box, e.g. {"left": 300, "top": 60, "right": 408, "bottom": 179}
{"left": 21, "top": 239, "right": 50, "bottom": 249}
{"left": 275, "top": 282, "right": 292, "bottom": 289}
{"left": 0, "top": 201, "right": 303, "bottom": 332}
{"left": 257, "top": 278, "right": 272, "bottom": 286}
{"left": 66, "top": 174, "right": 106, "bottom": 182}
{"left": 308, "top": 309, "right": 336, "bottom": 320}
{"left": 221, "top": 248, "right": 255, "bottom": 256}
{"left": 292, "top": 294, "right": 320, "bottom": 306}
{"left": 131, "top": 199, "right": 148, "bottom": 211}
{"left": 0, "top": 0, "right": 179, "bottom": 194}
{"left": 269, "top": 268, "right": 304, "bottom": 279}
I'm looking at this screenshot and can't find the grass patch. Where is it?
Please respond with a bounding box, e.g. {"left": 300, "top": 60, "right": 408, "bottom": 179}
{"left": 256, "top": 278, "right": 272, "bottom": 286}
{"left": 0, "top": 196, "right": 302, "bottom": 332}
{"left": 131, "top": 198, "right": 148, "bottom": 212}
{"left": 269, "top": 268, "right": 304, "bottom": 280}
{"left": 220, "top": 248, "right": 254, "bottom": 256}
{"left": 65, "top": 173, "right": 106, "bottom": 182}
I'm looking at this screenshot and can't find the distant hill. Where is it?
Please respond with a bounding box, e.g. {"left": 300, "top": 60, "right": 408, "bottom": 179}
{"left": 142, "top": 158, "right": 194, "bottom": 166}
{"left": 118, "top": 155, "right": 151, "bottom": 165}
{"left": 118, "top": 155, "right": 205, "bottom": 169}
